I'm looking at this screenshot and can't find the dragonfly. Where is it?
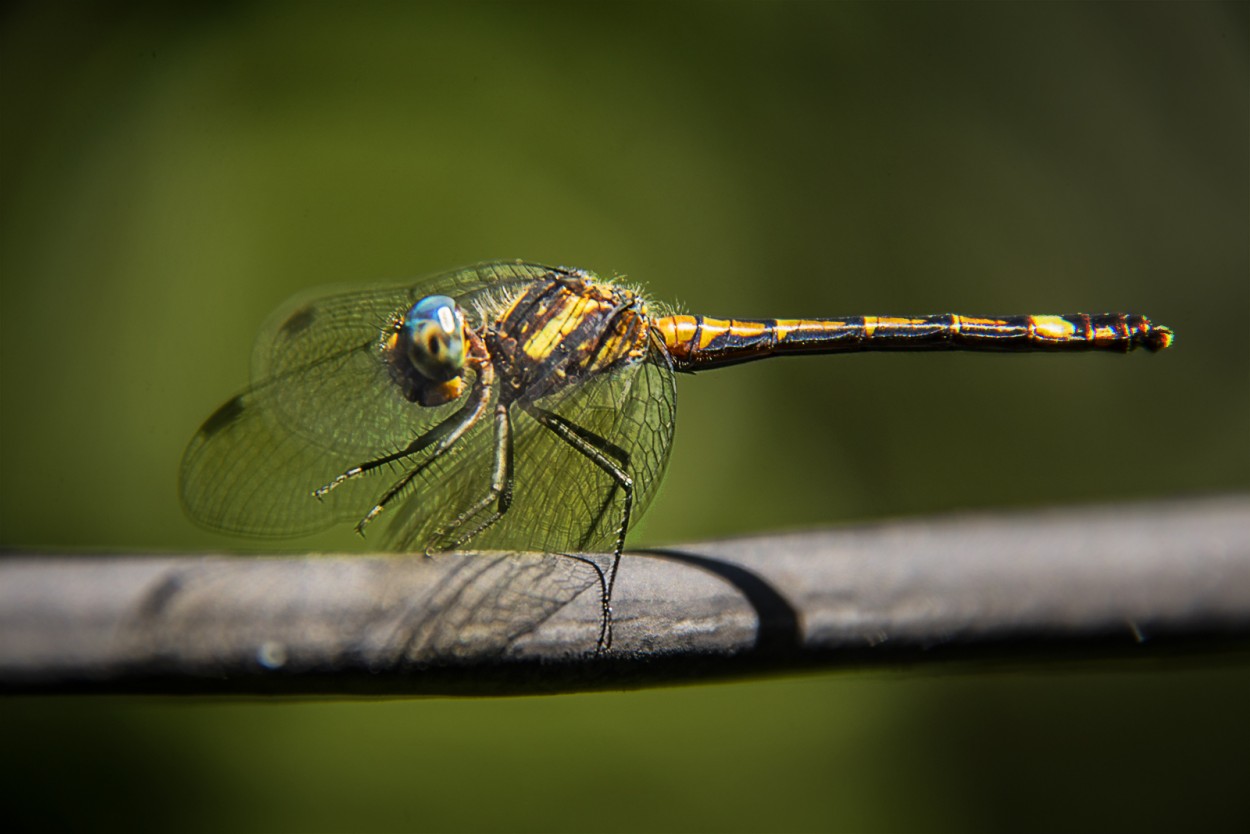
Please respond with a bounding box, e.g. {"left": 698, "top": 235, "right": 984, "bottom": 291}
{"left": 180, "top": 261, "right": 1174, "bottom": 650}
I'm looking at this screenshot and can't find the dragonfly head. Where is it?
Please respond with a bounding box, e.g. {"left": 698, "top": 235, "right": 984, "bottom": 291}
{"left": 399, "top": 295, "right": 467, "bottom": 382}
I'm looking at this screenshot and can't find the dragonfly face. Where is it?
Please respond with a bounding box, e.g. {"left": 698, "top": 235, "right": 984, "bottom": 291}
{"left": 396, "top": 295, "right": 466, "bottom": 383}
{"left": 385, "top": 294, "right": 470, "bottom": 406}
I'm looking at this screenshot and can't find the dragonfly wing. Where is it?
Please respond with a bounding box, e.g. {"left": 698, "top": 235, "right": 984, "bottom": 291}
{"left": 180, "top": 262, "right": 556, "bottom": 538}
{"left": 179, "top": 379, "right": 400, "bottom": 536}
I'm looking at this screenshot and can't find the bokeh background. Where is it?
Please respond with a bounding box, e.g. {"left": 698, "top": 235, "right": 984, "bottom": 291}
{"left": 2, "top": 2, "right": 1247, "bottom": 832}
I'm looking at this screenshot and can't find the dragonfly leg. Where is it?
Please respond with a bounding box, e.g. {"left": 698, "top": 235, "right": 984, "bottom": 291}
{"left": 313, "top": 410, "right": 463, "bottom": 500}
{"left": 431, "top": 401, "right": 515, "bottom": 551}
{"left": 522, "top": 402, "right": 634, "bottom": 652}
{"left": 523, "top": 404, "right": 633, "bottom": 553}
{"left": 351, "top": 375, "right": 494, "bottom": 536}
{"left": 556, "top": 552, "right": 613, "bottom": 655}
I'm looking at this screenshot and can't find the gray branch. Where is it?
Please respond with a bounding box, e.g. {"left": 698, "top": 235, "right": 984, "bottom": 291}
{"left": 3, "top": 495, "right": 1248, "bottom": 695}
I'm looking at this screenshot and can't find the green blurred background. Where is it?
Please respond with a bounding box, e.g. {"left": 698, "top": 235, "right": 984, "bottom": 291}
{"left": 2, "top": 2, "right": 1247, "bottom": 832}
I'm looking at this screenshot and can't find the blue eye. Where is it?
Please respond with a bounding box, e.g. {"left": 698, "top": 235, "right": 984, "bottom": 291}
{"left": 401, "top": 295, "right": 466, "bottom": 381}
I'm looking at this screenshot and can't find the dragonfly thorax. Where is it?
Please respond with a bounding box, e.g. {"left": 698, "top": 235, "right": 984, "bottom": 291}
{"left": 486, "top": 272, "right": 652, "bottom": 405}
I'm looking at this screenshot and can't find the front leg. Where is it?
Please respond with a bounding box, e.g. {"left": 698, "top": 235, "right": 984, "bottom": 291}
{"left": 430, "top": 401, "right": 514, "bottom": 552}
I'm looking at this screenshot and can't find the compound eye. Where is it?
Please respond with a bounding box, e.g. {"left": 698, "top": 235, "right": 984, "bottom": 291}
{"left": 400, "top": 295, "right": 466, "bottom": 381}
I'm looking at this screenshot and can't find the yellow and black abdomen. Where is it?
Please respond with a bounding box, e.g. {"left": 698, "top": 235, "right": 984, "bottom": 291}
{"left": 654, "top": 312, "right": 1174, "bottom": 371}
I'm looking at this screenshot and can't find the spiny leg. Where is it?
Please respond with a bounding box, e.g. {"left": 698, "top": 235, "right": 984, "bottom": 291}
{"left": 312, "top": 407, "right": 465, "bottom": 499}
{"left": 522, "top": 402, "right": 634, "bottom": 652}
{"left": 524, "top": 404, "right": 633, "bottom": 553}
{"left": 340, "top": 376, "right": 493, "bottom": 535}
{"left": 431, "top": 401, "right": 515, "bottom": 552}
{"left": 558, "top": 553, "right": 613, "bottom": 655}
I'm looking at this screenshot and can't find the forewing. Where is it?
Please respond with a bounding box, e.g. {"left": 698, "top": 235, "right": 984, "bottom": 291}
{"left": 178, "top": 382, "right": 409, "bottom": 536}
{"left": 180, "top": 261, "right": 555, "bottom": 538}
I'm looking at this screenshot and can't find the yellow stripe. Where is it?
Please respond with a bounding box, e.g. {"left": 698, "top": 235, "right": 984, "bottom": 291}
{"left": 1030, "top": 315, "right": 1077, "bottom": 341}
{"left": 697, "top": 319, "right": 729, "bottom": 350}
{"left": 589, "top": 331, "right": 631, "bottom": 372}
{"left": 524, "top": 295, "right": 599, "bottom": 360}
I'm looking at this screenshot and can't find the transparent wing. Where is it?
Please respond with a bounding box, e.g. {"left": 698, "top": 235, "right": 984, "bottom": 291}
{"left": 384, "top": 336, "right": 677, "bottom": 554}
{"left": 179, "top": 261, "right": 559, "bottom": 537}
{"left": 179, "top": 381, "right": 402, "bottom": 536}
